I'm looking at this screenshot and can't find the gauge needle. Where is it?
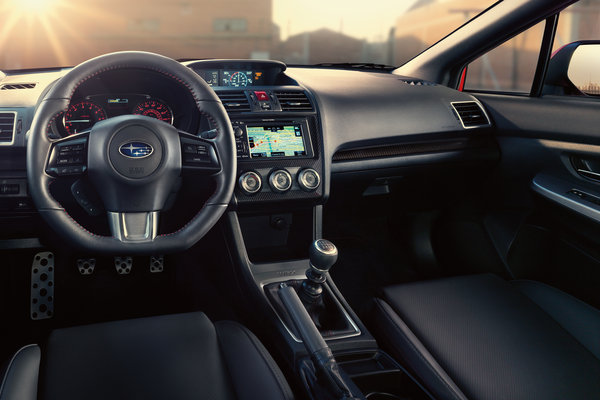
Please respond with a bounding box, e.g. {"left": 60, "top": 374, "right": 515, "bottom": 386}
{"left": 68, "top": 119, "right": 91, "bottom": 123}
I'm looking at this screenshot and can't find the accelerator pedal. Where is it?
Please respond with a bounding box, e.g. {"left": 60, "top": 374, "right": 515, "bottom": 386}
{"left": 150, "top": 256, "right": 164, "bottom": 273}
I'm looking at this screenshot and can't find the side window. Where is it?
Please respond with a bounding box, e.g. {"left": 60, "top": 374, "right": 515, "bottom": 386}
{"left": 552, "top": 1, "right": 600, "bottom": 52}
{"left": 464, "top": 21, "right": 545, "bottom": 93}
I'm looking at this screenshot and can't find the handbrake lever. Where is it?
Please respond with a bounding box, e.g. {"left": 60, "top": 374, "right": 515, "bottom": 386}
{"left": 278, "top": 283, "right": 364, "bottom": 400}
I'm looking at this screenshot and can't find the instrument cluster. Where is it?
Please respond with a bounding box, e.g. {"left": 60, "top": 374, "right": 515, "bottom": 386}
{"left": 48, "top": 94, "right": 175, "bottom": 138}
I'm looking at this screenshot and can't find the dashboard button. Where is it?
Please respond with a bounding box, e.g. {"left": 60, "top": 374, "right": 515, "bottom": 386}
{"left": 297, "top": 168, "right": 320, "bottom": 191}
{"left": 239, "top": 171, "right": 262, "bottom": 195}
{"left": 269, "top": 169, "right": 292, "bottom": 193}
{"left": 254, "top": 91, "right": 269, "bottom": 101}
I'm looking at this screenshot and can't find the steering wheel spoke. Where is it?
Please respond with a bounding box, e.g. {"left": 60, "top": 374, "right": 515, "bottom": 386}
{"left": 179, "top": 131, "right": 221, "bottom": 174}
{"left": 45, "top": 132, "right": 89, "bottom": 177}
{"left": 108, "top": 211, "right": 159, "bottom": 242}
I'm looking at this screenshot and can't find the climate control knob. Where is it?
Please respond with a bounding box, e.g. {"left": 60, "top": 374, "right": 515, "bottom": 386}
{"left": 269, "top": 169, "right": 293, "bottom": 193}
{"left": 238, "top": 171, "right": 262, "bottom": 195}
{"left": 297, "top": 168, "right": 320, "bottom": 191}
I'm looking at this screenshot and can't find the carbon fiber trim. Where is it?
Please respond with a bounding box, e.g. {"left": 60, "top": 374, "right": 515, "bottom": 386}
{"left": 332, "top": 137, "right": 491, "bottom": 162}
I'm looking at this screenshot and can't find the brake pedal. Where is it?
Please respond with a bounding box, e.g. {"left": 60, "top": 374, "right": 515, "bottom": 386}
{"left": 114, "top": 256, "right": 132, "bottom": 275}
{"left": 30, "top": 252, "right": 55, "bottom": 320}
{"left": 76, "top": 258, "right": 96, "bottom": 275}
{"left": 149, "top": 256, "right": 164, "bottom": 273}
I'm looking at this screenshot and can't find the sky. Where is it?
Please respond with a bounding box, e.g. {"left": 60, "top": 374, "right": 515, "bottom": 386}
{"left": 273, "top": 0, "right": 418, "bottom": 41}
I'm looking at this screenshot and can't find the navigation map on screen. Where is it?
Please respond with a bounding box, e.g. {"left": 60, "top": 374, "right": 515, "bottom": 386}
{"left": 247, "top": 125, "right": 306, "bottom": 158}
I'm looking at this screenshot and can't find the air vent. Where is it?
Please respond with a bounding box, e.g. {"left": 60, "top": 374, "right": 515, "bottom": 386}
{"left": 0, "top": 83, "right": 36, "bottom": 90}
{"left": 275, "top": 91, "right": 313, "bottom": 111}
{"left": 216, "top": 91, "right": 251, "bottom": 112}
{"left": 398, "top": 78, "right": 435, "bottom": 86}
{"left": 0, "top": 112, "right": 16, "bottom": 144}
{"left": 451, "top": 101, "right": 490, "bottom": 128}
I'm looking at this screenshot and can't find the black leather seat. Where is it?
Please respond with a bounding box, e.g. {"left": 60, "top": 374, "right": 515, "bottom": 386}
{"left": 371, "top": 274, "right": 600, "bottom": 400}
{"left": 0, "top": 312, "right": 294, "bottom": 400}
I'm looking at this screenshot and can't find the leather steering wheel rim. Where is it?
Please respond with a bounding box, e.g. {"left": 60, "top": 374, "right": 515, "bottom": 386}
{"left": 27, "top": 51, "right": 236, "bottom": 254}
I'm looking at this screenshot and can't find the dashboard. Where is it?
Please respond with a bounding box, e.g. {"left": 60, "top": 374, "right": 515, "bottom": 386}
{"left": 0, "top": 58, "right": 496, "bottom": 215}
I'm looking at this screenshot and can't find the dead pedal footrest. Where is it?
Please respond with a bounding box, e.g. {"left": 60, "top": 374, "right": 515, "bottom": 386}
{"left": 31, "top": 251, "right": 55, "bottom": 320}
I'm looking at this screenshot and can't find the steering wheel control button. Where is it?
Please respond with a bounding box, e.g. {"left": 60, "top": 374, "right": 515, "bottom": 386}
{"left": 30, "top": 252, "right": 55, "bottom": 320}
{"left": 239, "top": 171, "right": 262, "bottom": 195}
{"left": 180, "top": 135, "right": 220, "bottom": 171}
{"left": 46, "top": 137, "right": 88, "bottom": 176}
{"left": 114, "top": 256, "right": 133, "bottom": 275}
{"left": 297, "top": 168, "right": 320, "bottom": 191}
{"left": 269, "top": 169, "right": 292, "bottom": 193}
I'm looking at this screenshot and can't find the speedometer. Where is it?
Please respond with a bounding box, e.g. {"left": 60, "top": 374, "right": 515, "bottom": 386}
{"left": 132, "top": 99, "right": 174, "bottom": 124}
{"left": 64, "top": 101, "right": 107, "bottom": 135}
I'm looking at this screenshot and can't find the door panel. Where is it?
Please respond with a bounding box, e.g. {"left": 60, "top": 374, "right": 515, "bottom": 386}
{"left": 438, "top": 92, "right": 600, "bottom": 307}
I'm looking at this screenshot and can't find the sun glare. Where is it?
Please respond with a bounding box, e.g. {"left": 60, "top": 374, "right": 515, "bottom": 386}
{"left": 13, "top": 0, "right": 58, "bottom": 14}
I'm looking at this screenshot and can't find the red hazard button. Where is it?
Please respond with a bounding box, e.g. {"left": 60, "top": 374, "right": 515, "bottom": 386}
{"left": 254, "top": 91, "right": 269, "bottom": 101}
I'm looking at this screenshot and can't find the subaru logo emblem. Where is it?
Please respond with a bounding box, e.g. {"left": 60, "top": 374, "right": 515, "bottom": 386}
{"left": 119, "top": 142, "right": 154, "bottom": 159}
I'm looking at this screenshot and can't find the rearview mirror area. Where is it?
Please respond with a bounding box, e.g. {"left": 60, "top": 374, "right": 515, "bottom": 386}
{"left": 544, "top": 41, "right": 600, "bottom": 96}
{"left": 568, "top": 45, "right": 600, "bottom": 95}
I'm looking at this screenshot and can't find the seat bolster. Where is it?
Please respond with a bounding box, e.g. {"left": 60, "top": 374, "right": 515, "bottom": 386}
{"left": 0, "top": 345, "right": 40, "bottom": 400}
{"left": 512, "top": 279, "right": 600, "bottom": 360}
{"left": 371, "top": 299, "right": 467, "bottom": 400}
{"left": 215, "top": 321, "right": 294, "bottom": 400}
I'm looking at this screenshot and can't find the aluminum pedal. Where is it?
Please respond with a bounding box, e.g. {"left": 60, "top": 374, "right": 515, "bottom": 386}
{"left": 76, "top": 258, "right": 96, "bottom": 275}
{"left": 30, "top": 252, "right": 55, "bottom": 320}
{"left": 149, "top": 256, "right": 164, "bottom": 273}
{"left": 114, "top": 256, "right": 132, "bottom": 275}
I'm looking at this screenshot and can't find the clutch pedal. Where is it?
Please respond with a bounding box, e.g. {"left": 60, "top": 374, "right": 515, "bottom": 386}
{"left": 30, "top": 252, "right": 55, "bottom": 320}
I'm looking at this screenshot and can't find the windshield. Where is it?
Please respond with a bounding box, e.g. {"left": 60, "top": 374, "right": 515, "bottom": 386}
{"left": 0, "top": 0, "right": 497, "bottom": 70}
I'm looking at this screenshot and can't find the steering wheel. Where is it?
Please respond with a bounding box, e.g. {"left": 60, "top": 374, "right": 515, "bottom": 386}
{"left": 27, "top": 51, "right": 236, "bottom": 254}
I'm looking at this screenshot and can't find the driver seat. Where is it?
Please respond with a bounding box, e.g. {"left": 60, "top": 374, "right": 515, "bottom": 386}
{"left": 0, "top": 312, "right": 294, "bottom": 400}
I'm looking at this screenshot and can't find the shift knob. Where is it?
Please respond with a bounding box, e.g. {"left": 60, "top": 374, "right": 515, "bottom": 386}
{"left": 309, "top": 239, "right": 338, "bottom": 273}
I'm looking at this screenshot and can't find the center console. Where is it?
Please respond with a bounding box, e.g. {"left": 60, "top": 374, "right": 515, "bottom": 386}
{"left": 186, "top": 59, "right": 431, "bottom": 399}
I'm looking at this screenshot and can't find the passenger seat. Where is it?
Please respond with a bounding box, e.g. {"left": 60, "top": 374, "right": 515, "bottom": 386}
{"left": 370, "top": 274, "right": 600, "bottom": 400}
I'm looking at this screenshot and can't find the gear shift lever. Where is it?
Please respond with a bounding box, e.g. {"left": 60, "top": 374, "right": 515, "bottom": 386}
{"left": 302, "top": 239, "right": 338, "bottom": 303}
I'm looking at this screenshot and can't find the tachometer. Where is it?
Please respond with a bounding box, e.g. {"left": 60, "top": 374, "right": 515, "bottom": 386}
{"left": 64, "top": 101, "right": 107, "bottom": 135}
{"left": 132, "top": 99, "right": 174, "bottom": 124}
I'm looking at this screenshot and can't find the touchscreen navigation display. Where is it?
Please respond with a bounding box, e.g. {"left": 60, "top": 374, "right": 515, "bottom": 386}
{"left": 247, "top": 125, "right": 306, "bottom": 158}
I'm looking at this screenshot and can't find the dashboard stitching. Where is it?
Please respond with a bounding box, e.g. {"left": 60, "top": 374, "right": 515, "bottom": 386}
{"left": 68, "top": 64, "right": 203, "bottom": 113}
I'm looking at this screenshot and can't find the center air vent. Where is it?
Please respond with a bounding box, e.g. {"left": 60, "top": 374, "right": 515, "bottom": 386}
{"left": 451, "top": 101, "right": 491, "bottom": 128}
{"left": 0, "top": 112, "right": 16, "bottom": 144}
{"left": 275, "top": 91, "right": 313, "bottom": 111}
{"left": 216, "top": 91, "right": 251, "bottom": 112}
{"left": 0, "top": 83, "right": 36, "bottom": 90}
